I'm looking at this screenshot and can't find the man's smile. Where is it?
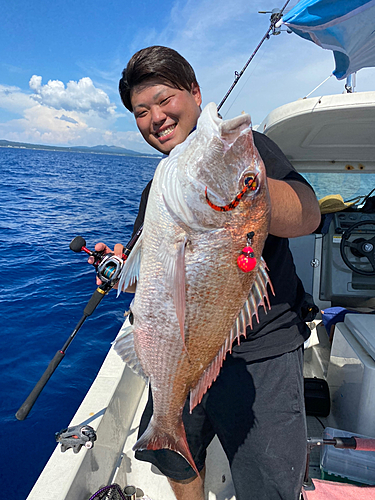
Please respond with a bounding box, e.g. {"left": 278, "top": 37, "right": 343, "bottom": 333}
{"left": 156, "top": 123, "right": 177, "bottom": 138}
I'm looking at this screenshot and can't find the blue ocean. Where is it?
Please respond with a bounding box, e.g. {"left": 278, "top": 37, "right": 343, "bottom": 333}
{"left": 0, "top": 147, "right": 159, "bottom": 499}
{"left": 1, "top": 147, "right": 374, "bottom": 500}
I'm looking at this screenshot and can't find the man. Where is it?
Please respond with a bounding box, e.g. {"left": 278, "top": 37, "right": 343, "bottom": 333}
{"left": 96, "top": 46, "right": 321, "bottom": 499}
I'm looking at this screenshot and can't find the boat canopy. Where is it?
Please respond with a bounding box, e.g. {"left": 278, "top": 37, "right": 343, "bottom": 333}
{"left": 259, "top": 91, "right": 375, "bottom": 173}
{"left": 279, "top": 0, "right": 375, "bottom": 79}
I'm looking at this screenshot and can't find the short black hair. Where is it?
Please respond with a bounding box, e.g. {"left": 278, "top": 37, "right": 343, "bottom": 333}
{"left": 119, "top": 46, "right": 199, "bottom": 112}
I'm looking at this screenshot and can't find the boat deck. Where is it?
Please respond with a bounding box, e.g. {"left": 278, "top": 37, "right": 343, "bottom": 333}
{"left": 26, "top": 319, "right": 333, "bottom": 500}
{"left": 28, "top": 307, "right": 375, "bottom": 500}
{"left": 110, "top": 321, "right": 333, "bottom": 500}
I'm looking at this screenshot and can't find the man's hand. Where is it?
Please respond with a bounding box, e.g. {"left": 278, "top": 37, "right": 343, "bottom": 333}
{"left": 88, "top": 242, "right": 125, "bottom": 286}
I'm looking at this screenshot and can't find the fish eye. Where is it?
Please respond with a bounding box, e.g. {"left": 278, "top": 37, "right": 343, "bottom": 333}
{"left": 243, "top": 174, "right": 257, "bottom": 191}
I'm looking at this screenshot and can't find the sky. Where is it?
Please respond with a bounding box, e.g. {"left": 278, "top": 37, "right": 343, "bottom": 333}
{"left": 1, "top": 0, "right": 375, "bottom": 154}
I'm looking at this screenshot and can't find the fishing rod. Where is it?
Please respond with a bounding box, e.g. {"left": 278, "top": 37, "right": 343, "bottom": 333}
{"left": 217, "top": 0, "right": 291, "bottom": 112}
{"left": 15, "top": 225, "right": 143, "bottom": 421}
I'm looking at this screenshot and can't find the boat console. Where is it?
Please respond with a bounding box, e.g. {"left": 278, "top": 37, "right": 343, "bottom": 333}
{"left": 320, "top": 211, "right": 375, "bottom": 307}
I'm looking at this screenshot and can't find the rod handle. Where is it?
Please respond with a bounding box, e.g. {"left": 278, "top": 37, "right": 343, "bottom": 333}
{"left": 84, "top": 287, "right": 107, "bottom": 316}
{"left": 15, "top": 350, "right": 65, "bottom": 421}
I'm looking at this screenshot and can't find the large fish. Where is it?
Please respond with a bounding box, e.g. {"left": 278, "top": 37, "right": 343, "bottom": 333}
{"left": 115, "top": 102, "right": 272, "bottom": 473}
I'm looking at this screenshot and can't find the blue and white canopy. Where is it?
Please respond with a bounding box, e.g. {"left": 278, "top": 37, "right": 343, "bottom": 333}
{"left": 279, "top": 0, "right": 375, "bottom": 79}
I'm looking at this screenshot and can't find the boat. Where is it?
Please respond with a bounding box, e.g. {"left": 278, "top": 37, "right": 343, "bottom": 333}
{"left": 25, "top": 86, "right": 375, "bottom": 500}
{"left": 25, "top": 2, "right": 375, "bottom": 499}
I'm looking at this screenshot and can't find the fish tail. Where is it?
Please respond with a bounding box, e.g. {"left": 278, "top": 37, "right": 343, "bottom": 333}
{"left": 133, "top": 416, "right": 199, "bottom": 475}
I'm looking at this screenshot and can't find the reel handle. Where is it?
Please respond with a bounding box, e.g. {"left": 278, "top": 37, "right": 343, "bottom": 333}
{"left": 69, "top": 236, "right": 87, "bottom": 253}
{"left": 70, "top": 236, "right": 108, "bottom": 270}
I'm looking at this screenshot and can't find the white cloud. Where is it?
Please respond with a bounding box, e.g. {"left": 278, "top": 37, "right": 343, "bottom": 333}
{"left": 0, "top": 80, "right": 155, "bottom": 153}
{"left": 0, "top": 102, "right": 88, "bottom": 144}
{"left": 0, "top": 84, "right": 36, "bottom": 113}
{"left": 0, "top": 102, "right": 152, "bottom": 152}
{"left": 29, "top": 75, "right": 116, "bottom": 117}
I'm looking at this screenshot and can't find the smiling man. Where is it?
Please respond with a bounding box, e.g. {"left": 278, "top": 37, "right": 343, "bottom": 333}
{"left": 131, "top": 80, "right": 201, "bottom": 154}
{"left": 119, "top": 50, "right": 202, "bottom": 155}
{"left": 101, "top": 46, "right": 321, "bottom": 500}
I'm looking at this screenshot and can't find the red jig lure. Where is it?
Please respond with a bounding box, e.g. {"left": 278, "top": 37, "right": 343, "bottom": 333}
{"left": 237, "top": 231, "right": 257, "bottom": 272}
{"left": 205, "top": 174, "right": 258, "bottom": 212}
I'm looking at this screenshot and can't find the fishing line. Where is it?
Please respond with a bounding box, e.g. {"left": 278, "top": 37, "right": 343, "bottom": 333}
{"left": 221, "top": 43, "right": 270, "bottom": 119}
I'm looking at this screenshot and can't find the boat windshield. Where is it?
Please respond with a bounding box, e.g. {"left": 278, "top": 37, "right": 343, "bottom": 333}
{"left": 302, "top": 173, "right": 375, "bottom": 203}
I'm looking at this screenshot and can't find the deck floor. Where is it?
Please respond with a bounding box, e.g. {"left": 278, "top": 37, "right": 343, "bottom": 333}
{"left": 113, "top": 321, "right": 332, "bottom": 499}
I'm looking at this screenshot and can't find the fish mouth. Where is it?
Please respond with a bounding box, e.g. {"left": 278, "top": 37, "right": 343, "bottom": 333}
{"left": 219, "top": 113, "right": 251, "bottom": 148}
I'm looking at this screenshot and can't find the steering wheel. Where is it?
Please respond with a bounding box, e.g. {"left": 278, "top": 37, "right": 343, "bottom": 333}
{"left": 340, "top": 220, "right": 375, "bottom": 276}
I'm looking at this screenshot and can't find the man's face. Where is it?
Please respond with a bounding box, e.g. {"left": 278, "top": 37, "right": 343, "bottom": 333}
{"left": 130, "top": 80, "right": 202, "bottom": 154}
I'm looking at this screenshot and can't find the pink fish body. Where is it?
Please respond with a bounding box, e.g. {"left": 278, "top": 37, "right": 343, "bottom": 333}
{"left": 115, "top": 102, "right": 272, "bottom": 472}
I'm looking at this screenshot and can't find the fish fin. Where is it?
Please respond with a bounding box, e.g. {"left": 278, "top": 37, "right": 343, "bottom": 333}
{"left": 133, "top": 415, "right": 199, "bottom": 475}
{"left": 174, "top": 237, "right": 187, "bottom": 347}
{"left": 117, "top": 231, "right": 143, "bottom": 295}
{"left": 159, "top": 237, "right": 187, "bottom": 347}
{"left": 112, "top": 323, "right": 148, "bottom": 380}
{"left": 189, "top": 258, "right": 273, "bottom": 412}
{"left": 229, "top": 256, "right": 273, "bottom": 345}
{"left": 190, "top": 341, "right": 228, "bottom": 412}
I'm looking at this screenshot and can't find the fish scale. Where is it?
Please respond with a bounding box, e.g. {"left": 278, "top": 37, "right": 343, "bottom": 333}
{"left": 115, "top": 102, "right": 272, "bottom": 473}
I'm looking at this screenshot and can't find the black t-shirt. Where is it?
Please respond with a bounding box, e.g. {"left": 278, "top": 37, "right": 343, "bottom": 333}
{"left": 131, "top": 131, "right": 312, "bottom": 361}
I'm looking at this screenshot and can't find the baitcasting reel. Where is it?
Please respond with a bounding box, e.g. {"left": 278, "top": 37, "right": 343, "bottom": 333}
{"left": 70, "top": 236, "right": 125, "bottom": 286}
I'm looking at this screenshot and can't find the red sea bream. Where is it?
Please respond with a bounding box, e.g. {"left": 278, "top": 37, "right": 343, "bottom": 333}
{"left": 115, "top": 102, "right": 272, "bottom": 473}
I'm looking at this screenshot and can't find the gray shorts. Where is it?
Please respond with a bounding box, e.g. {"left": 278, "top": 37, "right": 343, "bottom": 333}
{"left": 135, "top": 346, "right": 307, "bottom": 500}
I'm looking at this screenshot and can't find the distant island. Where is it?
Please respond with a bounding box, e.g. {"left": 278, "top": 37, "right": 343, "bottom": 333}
{"left": 0, "top": 139, "right": 162, "bottom": 158}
